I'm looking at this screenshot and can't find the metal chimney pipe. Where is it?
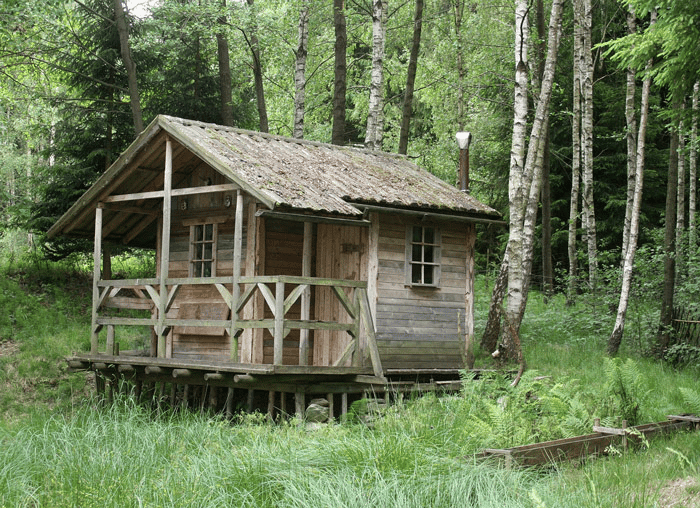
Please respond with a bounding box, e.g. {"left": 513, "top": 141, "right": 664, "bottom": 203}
{"left": 456, "top": 131, "right": 472, "bottom": 193}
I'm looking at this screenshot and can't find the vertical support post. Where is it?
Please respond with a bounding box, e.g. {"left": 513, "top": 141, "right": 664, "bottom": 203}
{"left": 327, "top": 393, "right": 334, "bottom": 421}
{"left": 106, "top": 325, "right": 115, "bottom": 356}
{"left": 225, "top": 387, "right": 234, "bottom": 418}
{"left": 295, "top": 391, "right": 305, "bottom": 420}
{"left": 273, "top": 280, "right": 285, "bottom": 365}
{"left": 157, "top": 136, "right": 173, "bottom": 358}
{"left": 231, "top": 189, "right": 243, "bottom": 362}
{"left": 464, "top": 223, "right": 476, "bottom": 369}
{"left": 267, "top": 391, "right": 276, "bottom": 421}
{"left": 91, "top": 204, "right": 103, "bottom": 354}
{"left": 299, "top": 222, "right": 313, "bottom": 365}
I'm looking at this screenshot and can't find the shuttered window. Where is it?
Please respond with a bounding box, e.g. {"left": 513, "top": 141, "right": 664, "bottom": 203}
{"left": 406, "top": 225, "right": 441, "bottom": 287}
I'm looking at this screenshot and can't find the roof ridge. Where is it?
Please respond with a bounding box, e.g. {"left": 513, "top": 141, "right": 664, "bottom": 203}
{"left": 159, "top": 115, "right": 409, "bottom": 160}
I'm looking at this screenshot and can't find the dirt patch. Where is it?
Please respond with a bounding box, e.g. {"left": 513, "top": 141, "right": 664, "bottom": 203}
{"left": 656, "top": 476, "right": 700, "bottom": 507}
{"left": 0, "top": 339, "right": 19, "bottom": 357}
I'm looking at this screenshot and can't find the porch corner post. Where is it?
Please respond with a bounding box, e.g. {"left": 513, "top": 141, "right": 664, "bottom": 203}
{"left": 299, "top": 221, "right": 313, "bottom": 365}
{"left": 91, "top": 204, "right": 104, "bottom": 354}
{"left": 157, "top": 135, "right": 173, "bottom": 358}
{"left": 464, "top": 223, "right": 476, "bottom": 369}
{"left": 231, "top": 189, "right": 243, "bottom": 362}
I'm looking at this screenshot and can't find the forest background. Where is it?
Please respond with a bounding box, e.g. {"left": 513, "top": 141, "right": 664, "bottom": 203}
{"left": 1, "top": 0, "right": 700, "bottom": 361}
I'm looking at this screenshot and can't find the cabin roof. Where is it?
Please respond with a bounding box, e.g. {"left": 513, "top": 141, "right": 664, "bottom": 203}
{"left": 48, "top": 115, "right": 500, "bottom": 246}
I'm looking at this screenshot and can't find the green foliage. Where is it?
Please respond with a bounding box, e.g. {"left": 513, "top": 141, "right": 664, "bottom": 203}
{"left": 602, "top": 358, "right": 649, "bottom": 426}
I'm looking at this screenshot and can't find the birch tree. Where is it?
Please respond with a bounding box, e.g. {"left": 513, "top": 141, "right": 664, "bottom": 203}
{"left": 621, "top": 6, "right": 637, "bottom": 260}
{"left": 293, "top": 0, "right": 310, "bottom": 138}
{"left": 364, "top": 0, "right": 386, "bottom": 150}
{"left": 483, "top": 0, "right": 563, "bottom": 364}
{"left": 608, "top": 12, "right": 655, "bottom": 355}
{"left": 675, "top": 102, "right": 686, "bottom": 281}
{"left": 690, "top": 82, "right": 699, "bottom": 256}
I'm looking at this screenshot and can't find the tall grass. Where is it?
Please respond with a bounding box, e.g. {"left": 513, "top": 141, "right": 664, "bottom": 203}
{"left": 3, "top": 247, "right": 700, "bottom": 506}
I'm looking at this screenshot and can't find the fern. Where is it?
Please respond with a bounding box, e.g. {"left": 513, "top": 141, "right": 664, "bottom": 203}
{"left": 679, "top": 387, "right": 700, "bottom": 415}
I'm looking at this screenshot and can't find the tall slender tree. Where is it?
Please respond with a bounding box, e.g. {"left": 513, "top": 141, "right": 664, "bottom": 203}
{"left": 244, "top": 0, "right": 268, "bottom": 132}
{"left": 331, "top": 0, "right": 347, "bottom": 145}
{"left": 398, "top": 0, "right": 423, "bottom": 155}
{"left": 608, "top": 11, "right": 655, "bottom": 355}
{"left": 216, "top": 0, "right": 235, "bottom": 126}
{"left": 293, "top": 0, "right": 310, "bottom": 139}
{"left": 364, "top": 0, "right": 386, "bottom": 150}
{"left": 114, "top": 0, "right": 143, "bottom": 136}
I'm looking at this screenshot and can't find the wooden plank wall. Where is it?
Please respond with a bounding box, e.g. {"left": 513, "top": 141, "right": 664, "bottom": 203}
{"left": 262, "top": 219, "right": 309, "bottom": 365}
{"left": 374, "top": 214, "right": 468, "bottom": 369}
{"left": 166, "top": 174, "right": 250, "bottom": 360}
{"left": 313, "top": 223, "right": 368, "bottom": 367}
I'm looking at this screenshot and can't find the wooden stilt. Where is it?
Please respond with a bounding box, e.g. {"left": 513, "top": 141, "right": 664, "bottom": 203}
{"left": 295, "top": 392, "right": 305, "bottom": 419}
{"left": 209, "top": 386, "right": 218, "bottom": 411}
{"left": 280, "top": 392, "right": 287, "bottom": 416}
{"left": 135, "top": 380, "right": 142, "bottom": 402}
{"left": 226, "top": 388, "right": 234, "bottom": 418}
{"left": 247, "top": 389, "right": 255, "bottom": 413}
{"left": 170, "top": 384, "right": 176, "bottom": 407}
{"left": 267, "top": 391, "right": 275, "bottom": 421}
{"left": 341, "top": 392, "right": 348, "bottom": 417}
{"left": 327, "top": 393, "right": 335, "bottom": 421}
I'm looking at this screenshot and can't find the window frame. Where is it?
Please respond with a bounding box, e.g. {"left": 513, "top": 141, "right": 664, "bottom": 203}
{"left": 188, "top": 222, "right": 218, "bottom": 278}
{"left": 405, "top": 224, "right": 441, "bottom": 288}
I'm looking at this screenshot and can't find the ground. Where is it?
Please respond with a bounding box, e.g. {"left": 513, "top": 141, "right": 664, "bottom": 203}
{"left": 657, "top": 476, "right": 700, "bottom": 507}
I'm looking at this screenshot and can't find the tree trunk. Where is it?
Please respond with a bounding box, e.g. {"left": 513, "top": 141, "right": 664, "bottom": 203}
{"left": 675, "top": 100, "right": 686, "bottom": 282}
{"left": 580, "top": 0, "right": 597, "bottom": 290}
{"left": 113, "top": 0, "right": 143, "bottom": 136}
{"left": 658, "top": 94, "right": 680, "bottom": 351}
{"left": 608, "top": 22, "right": 653, "bottom": 355}
{"left": 245, "top": 0, "right": 268, "bottom": 133}
{"left": 502, "top": 0, "right": 563, "bottom": 362}
{"left": 481, "top": 253, "right": 507, "bottom": 353}
{"left": 332, "top": 0, "right": 347, "bottom": 145}
{"left": 398, "top": 0, "right": 423, "bottom": 155}
{"left": 621, "top": 6, "right": 637, "bottom": 261}
{"left": 453, "top": 0, "right": 466, "bottom": 130}
{"left": 293, "top": 0, "right": 310, "bottom": 139}
{"left": 364, "top": 0, "right": 386, "bottom": 150}
{"left": 690, "top": 81, "right": 699, "bottom": 257}
{"left": 568, "top": 0, "right": 582, "bottom": 304}
{"left": 536, "top": 0, "right": 553, "bottom": 297}
{"left": 216, "top": 0, "right": 234, "bottom": 127}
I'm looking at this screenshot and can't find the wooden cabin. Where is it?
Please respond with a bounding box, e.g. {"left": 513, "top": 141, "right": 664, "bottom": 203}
{"left": 50, "top": 115, "right": 501, "bottom": 417}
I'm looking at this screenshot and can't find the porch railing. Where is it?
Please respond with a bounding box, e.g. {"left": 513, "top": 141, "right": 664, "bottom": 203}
{"left": 92, "top": 275, "right": 383, "bottom": 378}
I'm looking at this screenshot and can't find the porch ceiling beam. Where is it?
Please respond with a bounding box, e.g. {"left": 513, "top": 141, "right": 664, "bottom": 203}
{"left": 255, "top": 210, "right": 370, "bottom": 227}
{"left": 103, "top": 183, "right": 240, "bottom": 203}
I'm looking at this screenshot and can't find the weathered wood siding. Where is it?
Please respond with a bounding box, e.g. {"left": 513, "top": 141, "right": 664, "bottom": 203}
{"left": 374, "top": 214, "right": 468, "bottom": 369}
{"left": 313, "top": 223, "right": 368, "bottom": 367}
{"left": 165, "top": 170, "right": 250, "bottom": 360}
{"left": 262, "top": 218, "right": 307, "bottom": 365}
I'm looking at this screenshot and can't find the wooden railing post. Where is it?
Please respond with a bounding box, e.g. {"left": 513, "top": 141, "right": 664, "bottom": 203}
{"left": 273, "top": 280, "right": 285, "bottom": 365}
{"left": 156, "top": 136, "right": 173, "bottom": 358}
{"left": 91, "top": 204, "right": 103, "bottom": 354}
{"left": 230, "top": 189, "right": 243, "bottom": 362}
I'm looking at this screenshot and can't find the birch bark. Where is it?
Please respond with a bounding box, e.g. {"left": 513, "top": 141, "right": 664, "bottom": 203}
{"left": 621, "top": 7, "right": 637, "bottom": 260}
{"left": 608, "top": 26, "right": 654, "bottom": 355}
{"left": 364, "top": 0, "right": 386, "bottom": 150}
{"left": 293, "top": 0, "right": 310, "bottom": 139}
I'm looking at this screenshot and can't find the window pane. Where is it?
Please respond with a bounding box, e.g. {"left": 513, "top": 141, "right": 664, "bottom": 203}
{"left": 412, "top": 226, "right": 422, "bottom": 243}
{"left": 424, "top": 245, "right": 433, "bottom": 263}
{"left": 195, "top": 244, "right": 203, "bottom": 260}
{"left": 424, "top": 227, "right": 434, "bottom": 244}
{"left": 205, "top": 224, "right": 214, "bottom": 241}
{"left": 194, "top": 261, "right": 202, "bottom": 277}
{"left": 195, "top": 225, "right": 203, "bottom": 242}
{"left": 412, "top": 244, "right": 422, "bottom": 262}
{"left": 203, "top": 261, "right": 212, "bottom": 277}
{"left": 204, "top": 243, "right": 213, "bottom": 260}
{"left": 412, "top": 264, "right": 422, "bottom": 284}
{"left": 424, "top": 266, "right": 433, "bottom": 285}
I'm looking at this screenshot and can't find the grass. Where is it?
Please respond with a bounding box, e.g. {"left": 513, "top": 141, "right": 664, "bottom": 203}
{"left": 2, "top": 250, "right": 700, "bottom": 507}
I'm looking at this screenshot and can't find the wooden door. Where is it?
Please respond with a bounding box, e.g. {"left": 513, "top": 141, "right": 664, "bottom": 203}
{"left": 313, "top": 223, "right": 367, "bottom": 366}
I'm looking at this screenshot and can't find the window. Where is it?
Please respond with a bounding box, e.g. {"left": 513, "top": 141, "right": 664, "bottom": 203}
{"left": 190, "top": 222, "right": 217, "bottom": 277}
{"left": 406, "top": 225, "right": 440, "bottom": 287}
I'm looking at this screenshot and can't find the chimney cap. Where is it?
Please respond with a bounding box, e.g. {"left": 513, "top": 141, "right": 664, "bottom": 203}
{"left": 456, "top": 131, "right": 472, "bottom": 150}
